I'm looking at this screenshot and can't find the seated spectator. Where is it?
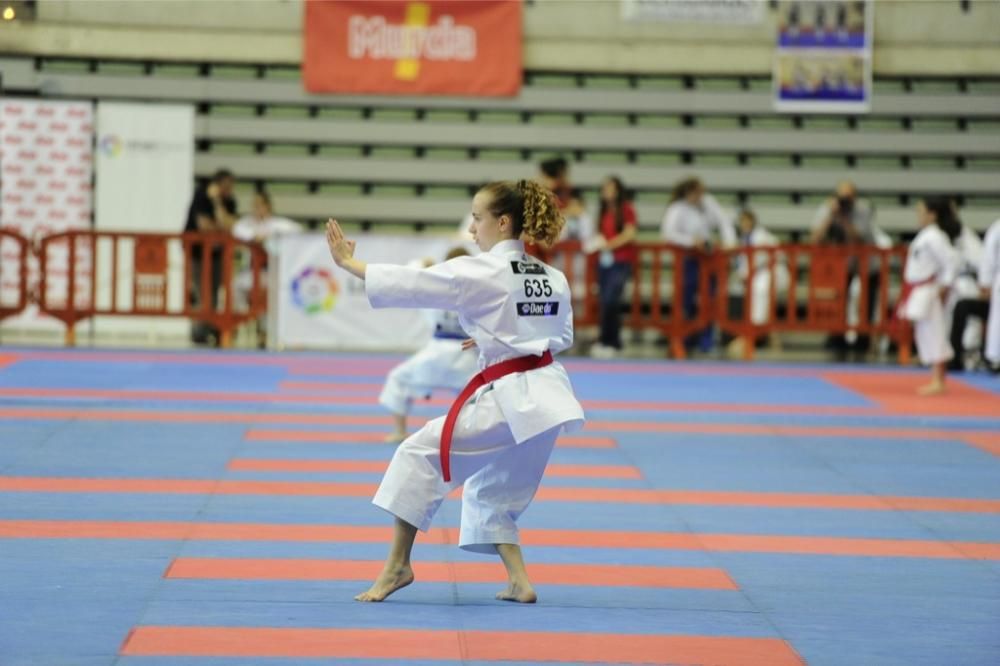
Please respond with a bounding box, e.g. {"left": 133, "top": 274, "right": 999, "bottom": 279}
{"left": 231, "top": 190, "right": 300, "bottom": 247}
{"left": 231, "top": 190, "right": 301, "bottom": 346}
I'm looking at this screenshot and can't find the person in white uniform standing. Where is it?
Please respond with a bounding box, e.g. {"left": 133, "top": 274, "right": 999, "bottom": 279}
{"left": 945, "top": 218, "right": 985, "bottom": 370}
{"left": 325, "top": 179, "right": 585, "bottom": 604}
{"left": 980, "top": 217, "right": 1000, "bottom": 369}
{"left": 725, "top": 209, "right": 789, "bottom": 357}
{"left": 898, "top": 197, "right": 962, "bottom": 395}
{"left": 379, "top": 247, "right": 479, "bottom": 442}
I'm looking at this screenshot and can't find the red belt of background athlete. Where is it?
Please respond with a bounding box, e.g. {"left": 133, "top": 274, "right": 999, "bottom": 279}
{"left": 439, "top": 350, "right": 553, "bottom": 482}
{"left": 895, "top": 275, "right": 938, "bottom": 318}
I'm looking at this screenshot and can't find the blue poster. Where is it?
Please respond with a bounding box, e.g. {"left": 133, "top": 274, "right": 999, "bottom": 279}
{"left": 773, "top": 1, "right": 873, "bottom": 113}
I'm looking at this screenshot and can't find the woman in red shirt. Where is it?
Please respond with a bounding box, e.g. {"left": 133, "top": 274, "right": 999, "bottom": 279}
{"left": 591, "top": 176, "right": 638, "bottom": 358}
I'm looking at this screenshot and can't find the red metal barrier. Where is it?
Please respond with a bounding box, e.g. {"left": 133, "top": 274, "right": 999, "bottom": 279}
{"left": 23, "top": 230, "right": 914, "bottom": 363}
{"left": 711, "top": 244, "right": 912, "bottom": 362}
{"left": 543, "top": 239, "right": 912, "bottom": 363}
{"left": 533, "top": 240, "right": 599, "bottom": 327}
{"left": 540, "top": 241, "right": 724, "bottom": 359}
{"left": 0, "top": 229, "right": 30, "bottom": 323}
{"left": 36, "top": 230, "right": 267, "bottom": 348}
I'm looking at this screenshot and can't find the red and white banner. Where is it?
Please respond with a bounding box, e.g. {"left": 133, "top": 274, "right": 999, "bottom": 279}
{"left": 0, "top": 99, "right": 94, "bottom": 328}
{"left": 303, "top": 0, "right": 522, "bottom": 97}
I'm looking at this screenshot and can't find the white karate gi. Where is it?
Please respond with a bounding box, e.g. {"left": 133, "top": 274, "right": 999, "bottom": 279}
{"left": 660, "top": 194, "right": 737, "bottom": 249}
{"left": 364, "top": 239, "right": 585, "bottom": 553}
{"left": 954, "top": 225, "right": 985, "bottom": 299}
{"left": 949, "top": 225, "right": 986, "bottom": 351}
{"left": 980, "top": 219, "right": 1000, "bottom": 364}
{"left": 902, "top": 225, "right": 959, "bottom": 365}
{"left": 732, "top": 226, "right": 789, "bottom": 325}
{"left": 378, "top": 309, "right": 478, "bottom": 415}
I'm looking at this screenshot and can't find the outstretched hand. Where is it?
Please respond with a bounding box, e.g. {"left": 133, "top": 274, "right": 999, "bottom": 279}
{"left": 326, "top": 219, "right": 356, "bottom": 267}
{"left": 325, "top": 218, "right": 367, "bottom": 281}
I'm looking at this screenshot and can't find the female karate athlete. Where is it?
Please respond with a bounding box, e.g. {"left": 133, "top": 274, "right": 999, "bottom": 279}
{"left": 899, "top": 196, "right": 961, "bottom": 394}
{"left": 325, "top": 180, "right": 585, "bottom": 604}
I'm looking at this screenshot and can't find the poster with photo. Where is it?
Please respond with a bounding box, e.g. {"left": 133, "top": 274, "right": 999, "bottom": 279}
{"left": 774, "top": 1, "right": 873, "bottom": 113}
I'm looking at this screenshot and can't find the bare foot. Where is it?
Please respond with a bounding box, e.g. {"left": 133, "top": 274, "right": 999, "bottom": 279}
{"left": 384, "top": 431, "right": 407, "bottom": 444}
{"left": 354, "top": 564, "right": 414, "bottom": 602}
{"left": 496, "top": 581, "right": 537, "bottom": 604}
{"left": 917, "top": 382, "right": 945, "bottom": 396}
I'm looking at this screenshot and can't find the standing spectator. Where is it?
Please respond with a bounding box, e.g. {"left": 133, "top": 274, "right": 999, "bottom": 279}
{"left": 231, "top": 190, "right": 299, "bottom": 246}
{"left": 809, "top": 181, "right": 875, "bottom": 246}
{"left": 897, "top": 197, "right": 961, "bottom": 395}
{"left": 588, "top": 176, "right": 637, "bottom": 359}
{"left": 184, "top": 169, "right": 237, "bottom": 345}
{"left": 660, "top": 176, "right": 736, "bottom": 353}
{"left": 809, "top": 180, "right": 879, "bottom": 353}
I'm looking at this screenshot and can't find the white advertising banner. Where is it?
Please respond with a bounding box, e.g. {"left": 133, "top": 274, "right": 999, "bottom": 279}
{"left": 0, "top": 98, "right": 93, "bottom": 331}
{"left": 275, "top": 233, "right": 458, "bottom": 350}
{"left": 93, "top": 102, "right": 195, "bottom": 338}
{"left": 621, "top": 0, "right": 763, "bottom": 23}
{"left": 95, "top": 102, "right": 193, "bottom": 233}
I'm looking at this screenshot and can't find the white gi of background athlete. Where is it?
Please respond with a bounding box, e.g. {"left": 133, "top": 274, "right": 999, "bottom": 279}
{"left": 378, "top": 309, "right": 478, "bottom": 416}
{"left": 902, "top": 224, "right": 960, "bottom": 365}
{"left": 980, "top": 219, "right": 1000, "bottom": 364}
{"left": 951, "top": 224, "right": 985, "bottom": 349}
{"left": 365, "top": 239, "right": 585, "bottom": 553}
{"left": 733, "top": 225, "right": 790, "bottom": 325}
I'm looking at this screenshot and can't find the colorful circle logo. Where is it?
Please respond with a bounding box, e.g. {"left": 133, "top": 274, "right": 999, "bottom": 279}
{"left": 291, "top": 266, "right": 339, "bottom": 314}
{"left": 98, "top": 134, "right": 122, "bottom": 157}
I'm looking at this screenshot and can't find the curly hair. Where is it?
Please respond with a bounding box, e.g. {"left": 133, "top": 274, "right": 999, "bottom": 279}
{"left": 479, "top": 180, "right": 565, "bottom": 246}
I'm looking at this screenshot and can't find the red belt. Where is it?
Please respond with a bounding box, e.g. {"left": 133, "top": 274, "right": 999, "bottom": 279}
{"left": 439, "top": 350, "right": 553, "bottom": 482}
{"left": 895, "top": 275, "right": 937, "bottom": 318}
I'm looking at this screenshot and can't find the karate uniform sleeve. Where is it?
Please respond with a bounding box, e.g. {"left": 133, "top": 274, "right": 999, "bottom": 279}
{"left": 978, "top": 222, "right": 1000, "bottom": 291}
{"left": 365, "top": 261, "right": 463, "bottom": 311}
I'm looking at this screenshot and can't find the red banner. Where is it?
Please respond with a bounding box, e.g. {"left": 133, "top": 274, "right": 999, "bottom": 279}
{"left": 303, "top": 0, "right": 522, "bottom": 97}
